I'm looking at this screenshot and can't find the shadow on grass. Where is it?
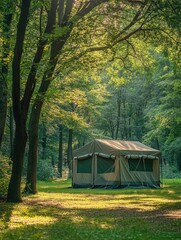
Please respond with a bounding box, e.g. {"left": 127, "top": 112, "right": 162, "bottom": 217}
{"left": 0, "top": 202, "right": 15, "bottom": 230}
{"left": 1, "top": 180, "right": 180, "bottom": 240}
{"left": 1, "top": 200, "right": 180, "bottom": 240}
{"left": 37, "top": 181, "right": 181, "bottom": 202}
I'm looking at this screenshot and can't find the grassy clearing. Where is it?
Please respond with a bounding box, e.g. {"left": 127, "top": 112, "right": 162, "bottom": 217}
{"left": 0, "top": 179, "right": 180, "bottom": 240}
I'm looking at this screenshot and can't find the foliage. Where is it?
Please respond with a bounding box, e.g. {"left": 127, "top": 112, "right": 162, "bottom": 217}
{"left": 162, "top": 138, "right": 181, "bottom": 172}
{"left": 0, "top": 154, "right": 11, "bottom": 198}
{"left": 155, "top": 0, "right": 181, "bottom": 32}
{"left": 37, "top": 158, "right": 54, "bottom": 181}
{"left": 143, "top": 52, "right": 181, "bottom": 169}
{"left": 162, "top": 163, "right": 181, "bottom": 179}
{"left": 0, "top": 179, "right": 180, "bottom": 239}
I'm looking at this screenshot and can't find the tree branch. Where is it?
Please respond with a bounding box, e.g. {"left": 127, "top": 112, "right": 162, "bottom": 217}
{"left": 22, "top": 0, "right": 58, "bottom": 117}
{"left": 61, "top": 0, "right": 74, "bottom": 25}
{"left": 113, "top": 1, "right": 148, "bottom": 42}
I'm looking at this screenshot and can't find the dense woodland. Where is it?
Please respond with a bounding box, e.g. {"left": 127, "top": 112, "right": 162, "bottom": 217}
{"left": 0, "top": 0, "right": 181, "bottom": 202}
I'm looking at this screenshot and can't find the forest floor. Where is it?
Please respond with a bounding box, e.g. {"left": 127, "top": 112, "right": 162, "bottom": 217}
{"left": 0, "top": 179, "right": 180, "bottom": 240}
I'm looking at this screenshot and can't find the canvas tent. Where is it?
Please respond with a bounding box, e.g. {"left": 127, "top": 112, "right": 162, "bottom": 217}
{"left": 73, "top": 139, "right": 160, "bottom": 188}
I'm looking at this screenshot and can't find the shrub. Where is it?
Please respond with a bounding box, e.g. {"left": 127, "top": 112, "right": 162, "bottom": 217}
{"left": 161, "top": 163, "right": 181, "bottom": 179}
{"left": 37, "top": 159, "right": 54, "bottom": 181}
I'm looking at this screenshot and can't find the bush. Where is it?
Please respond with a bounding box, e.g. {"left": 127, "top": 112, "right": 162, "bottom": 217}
{"left": 37, "top": 159, "right": 54, "bottom": 181}
{"left": 161, "top": 163, "right": 181, "bottom": 179}
{"left": 0, "top": 155, "right": 11, "bottom": 198}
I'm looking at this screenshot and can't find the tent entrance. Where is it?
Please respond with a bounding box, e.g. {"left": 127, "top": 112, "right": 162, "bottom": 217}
{"left": 97, "top": 155, "right": 115, "bottom": 174}
{"left": 74, "top": 153, "right": 118, "bottom": 187}
{"left": 94, "top": 154, "right": 117, "bottom": 187}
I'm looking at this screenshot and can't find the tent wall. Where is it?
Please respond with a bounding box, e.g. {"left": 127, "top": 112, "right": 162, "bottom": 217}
{"left": 94, "top": 156, "right": 120, "bottom": 186}
{"left": 73, "top": 156, "right": 94, "bottom": 187}
{"left": 120, "top": 156, "right": 160, "bottom": 187}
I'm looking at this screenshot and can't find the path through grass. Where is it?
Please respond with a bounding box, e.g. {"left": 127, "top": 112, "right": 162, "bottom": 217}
{"left": 0, "top": 179, "right": 180, "bottom": 240}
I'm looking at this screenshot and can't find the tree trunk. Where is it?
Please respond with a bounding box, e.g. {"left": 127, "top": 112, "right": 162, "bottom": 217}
{"left": 41, "top": 124, "right": 47, "bottom": 160}
{"left": 7, "top": 0, "right": 31, "bottom": 202}
{"left": 51, "top": 155, "right": 55, "bottom": 168}
{"left": 67, "top": 128, "right": 73, "bottom": 177}
{"left": 9, "top": 106, "right": 14, "bottom": 158}
{"left": 23, "top": 0, "right": 58, "bottom": 195}
{"left": 115, "top": 91, "right": 121, "bottom": 140}
{"left": 128, "top": 117, "right": 132, "bottom": 139}
{"left": 178, "top": 154, "right": 181, "bottom": 172}
{"left": 0, "top": 80, "right": 8, "bottom": 148}
{"left": 58, "top": 124, "right": 63, "bottom": 178}
{"left": 24, "top": 102, "right": 42, "bottom": 194}
{"left": 123, "top": 100, "right": 128, "bottom": 139}
{"left": 25, "top": 18, "right": 73, "bottom": 193}
{"left": 7, "top": 124, "right": 27, "bottom": 202}
{"left": 108, "top": 120, "right": 115, "bottom": 139}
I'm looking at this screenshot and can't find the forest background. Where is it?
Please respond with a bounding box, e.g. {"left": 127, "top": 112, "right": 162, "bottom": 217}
{"left": 0, "top": 0, "right": 180, "bottom": 202}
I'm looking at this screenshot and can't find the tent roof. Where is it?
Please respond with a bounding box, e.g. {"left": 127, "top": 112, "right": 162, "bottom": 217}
{"left": 73, "top": 139, "right": 160, "bottom": 157}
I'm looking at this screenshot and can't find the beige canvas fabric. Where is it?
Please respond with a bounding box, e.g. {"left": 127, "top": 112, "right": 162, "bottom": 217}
{"left": 73, "top": 139, "right": 160, "bottom": 157}
{"left": 73, "top": 139, "right": 160, "bottom": 188}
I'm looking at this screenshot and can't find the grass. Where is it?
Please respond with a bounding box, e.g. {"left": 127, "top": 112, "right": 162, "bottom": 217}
{"left": 0, "top": 179, "right": 180, "bottom": 240}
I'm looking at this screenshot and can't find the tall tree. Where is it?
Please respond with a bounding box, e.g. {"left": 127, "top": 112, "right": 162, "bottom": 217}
{"left": 7, "top": 0, "right": 31, "bottom": 202}
{"left": 7, "top": 0, "right": 58, "bottom": 201}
